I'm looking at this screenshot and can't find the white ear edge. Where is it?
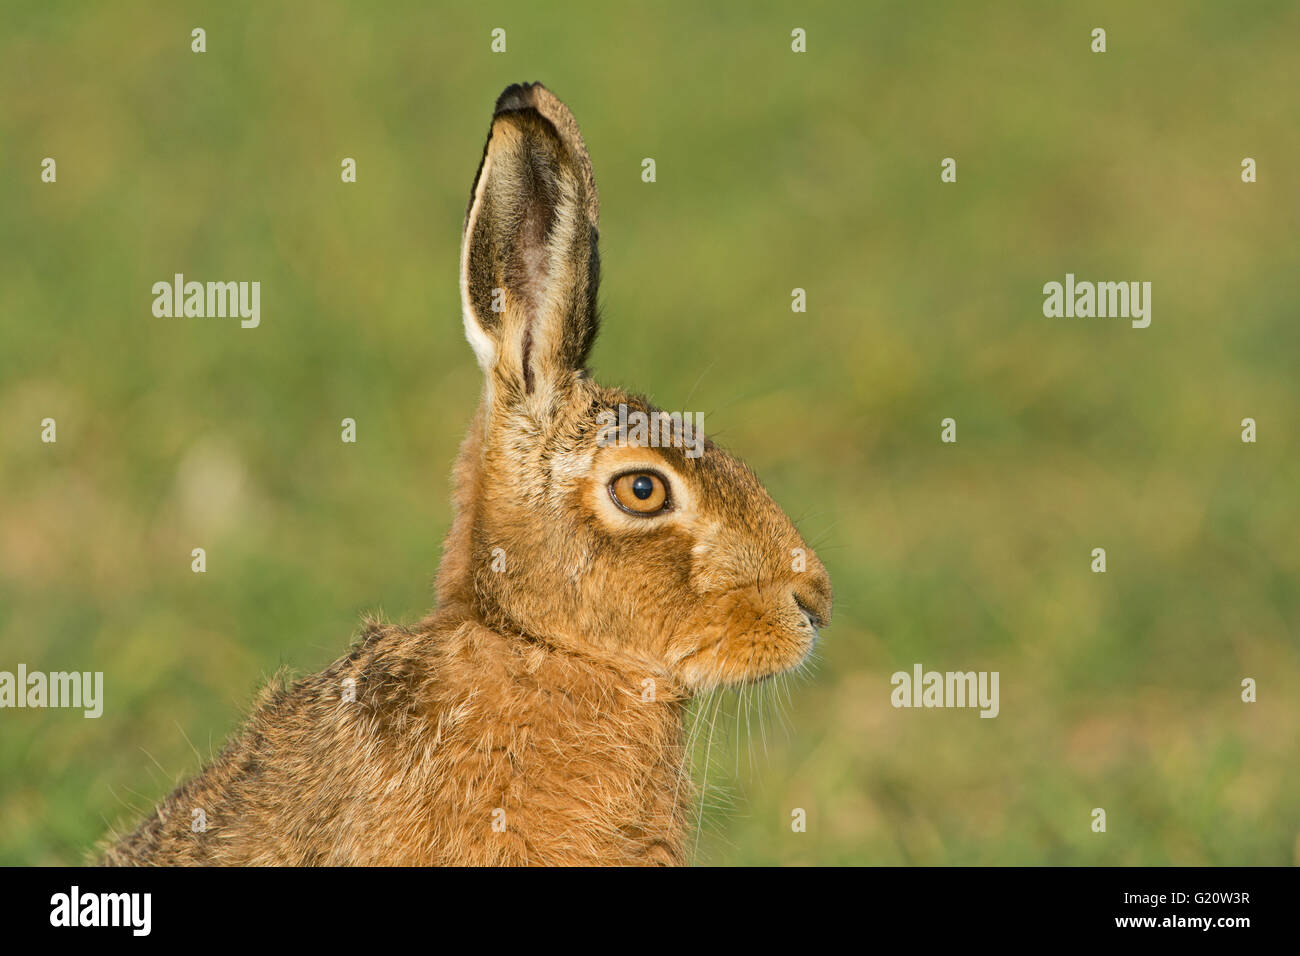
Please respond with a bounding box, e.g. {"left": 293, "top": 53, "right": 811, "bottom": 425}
{"left": 461, "top": 301, "right": 496, "bottom": 372}
{"left": 459, "top": 150, "right": 498, "bottom": 373}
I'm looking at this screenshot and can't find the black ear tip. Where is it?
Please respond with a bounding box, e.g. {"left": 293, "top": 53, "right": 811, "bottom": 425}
{"left": 494, "top": 81, "right": 548, "bottom": 116}
{"left": 484, "top": 81, "right": 600, "bottom": 227}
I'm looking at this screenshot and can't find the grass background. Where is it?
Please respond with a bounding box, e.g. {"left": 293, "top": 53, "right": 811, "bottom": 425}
{"left": 1, "top": 0, "right": 1297, "bottom": 865}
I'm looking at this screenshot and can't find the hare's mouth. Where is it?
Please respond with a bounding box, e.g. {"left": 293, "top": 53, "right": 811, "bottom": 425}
{"left": 669, "top": 589, "right": 821, "bottom": 692}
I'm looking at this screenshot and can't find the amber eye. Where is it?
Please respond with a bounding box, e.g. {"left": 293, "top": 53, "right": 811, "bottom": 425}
{"left": 609, "top": 471, "right": 670, "bottom": 515}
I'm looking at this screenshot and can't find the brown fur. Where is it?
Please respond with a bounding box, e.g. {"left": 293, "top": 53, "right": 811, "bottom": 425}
{"left": 101, "top": 83, "right": 831, "bottom": 866}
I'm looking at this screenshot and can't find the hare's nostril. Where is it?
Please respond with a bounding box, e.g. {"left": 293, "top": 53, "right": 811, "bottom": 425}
{"left": 793, "top": 595, "right": 822, "bottom": 630}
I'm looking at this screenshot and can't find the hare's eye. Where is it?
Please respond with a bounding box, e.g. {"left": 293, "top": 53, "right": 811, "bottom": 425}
{"left": 610, "top": 472, "right": 670, "bottom": 515}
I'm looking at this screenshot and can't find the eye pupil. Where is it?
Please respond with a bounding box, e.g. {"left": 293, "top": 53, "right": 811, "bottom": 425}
{"left": 631, "top": 475, "right": 654, "bottom": 499}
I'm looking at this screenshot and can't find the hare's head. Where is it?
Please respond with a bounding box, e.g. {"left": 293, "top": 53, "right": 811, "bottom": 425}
{"left": 449, "top": 83, "right": 831, "bottom": 694}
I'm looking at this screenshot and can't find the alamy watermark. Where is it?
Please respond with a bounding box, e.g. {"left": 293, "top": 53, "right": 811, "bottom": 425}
{"left": 596, "top": 403, "right": 704, "bottom": 458}
{"left": 0, "top": 665, "right": 103, "bottom": 718}
{"left": 152, "top": 273, "right": 260, "bottom": 328}
{"left": 891, "top": 663, "right": 999, "bottom": 718}
{"left": 50, "top": 886, "right": 150, "bottom": 936}
{"left": 1042, "top": 273, "right": 1151, "bottom": 328}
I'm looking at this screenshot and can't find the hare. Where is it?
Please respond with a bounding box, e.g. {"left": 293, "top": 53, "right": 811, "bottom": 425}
{"left": 101, "top": 82, "right": 832, "bottom": 866}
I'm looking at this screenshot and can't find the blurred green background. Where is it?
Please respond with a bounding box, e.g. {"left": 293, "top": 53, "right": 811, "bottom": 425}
{"left": 2, "top": 0, "right": 1297, "bottom": 865}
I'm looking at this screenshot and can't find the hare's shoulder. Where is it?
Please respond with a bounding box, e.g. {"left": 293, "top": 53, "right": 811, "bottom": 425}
{"left": 297, "top": 616, "right": 461, "bottom": 719}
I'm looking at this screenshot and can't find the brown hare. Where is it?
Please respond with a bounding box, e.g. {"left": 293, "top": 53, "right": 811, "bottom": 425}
{"left": 102, "top": 82, "right": 831, "bottom": 866}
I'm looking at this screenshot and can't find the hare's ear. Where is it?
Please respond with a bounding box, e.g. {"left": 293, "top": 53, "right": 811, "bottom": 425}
{"left": 460, "top": 83, "right": 600, "bottom": 402}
